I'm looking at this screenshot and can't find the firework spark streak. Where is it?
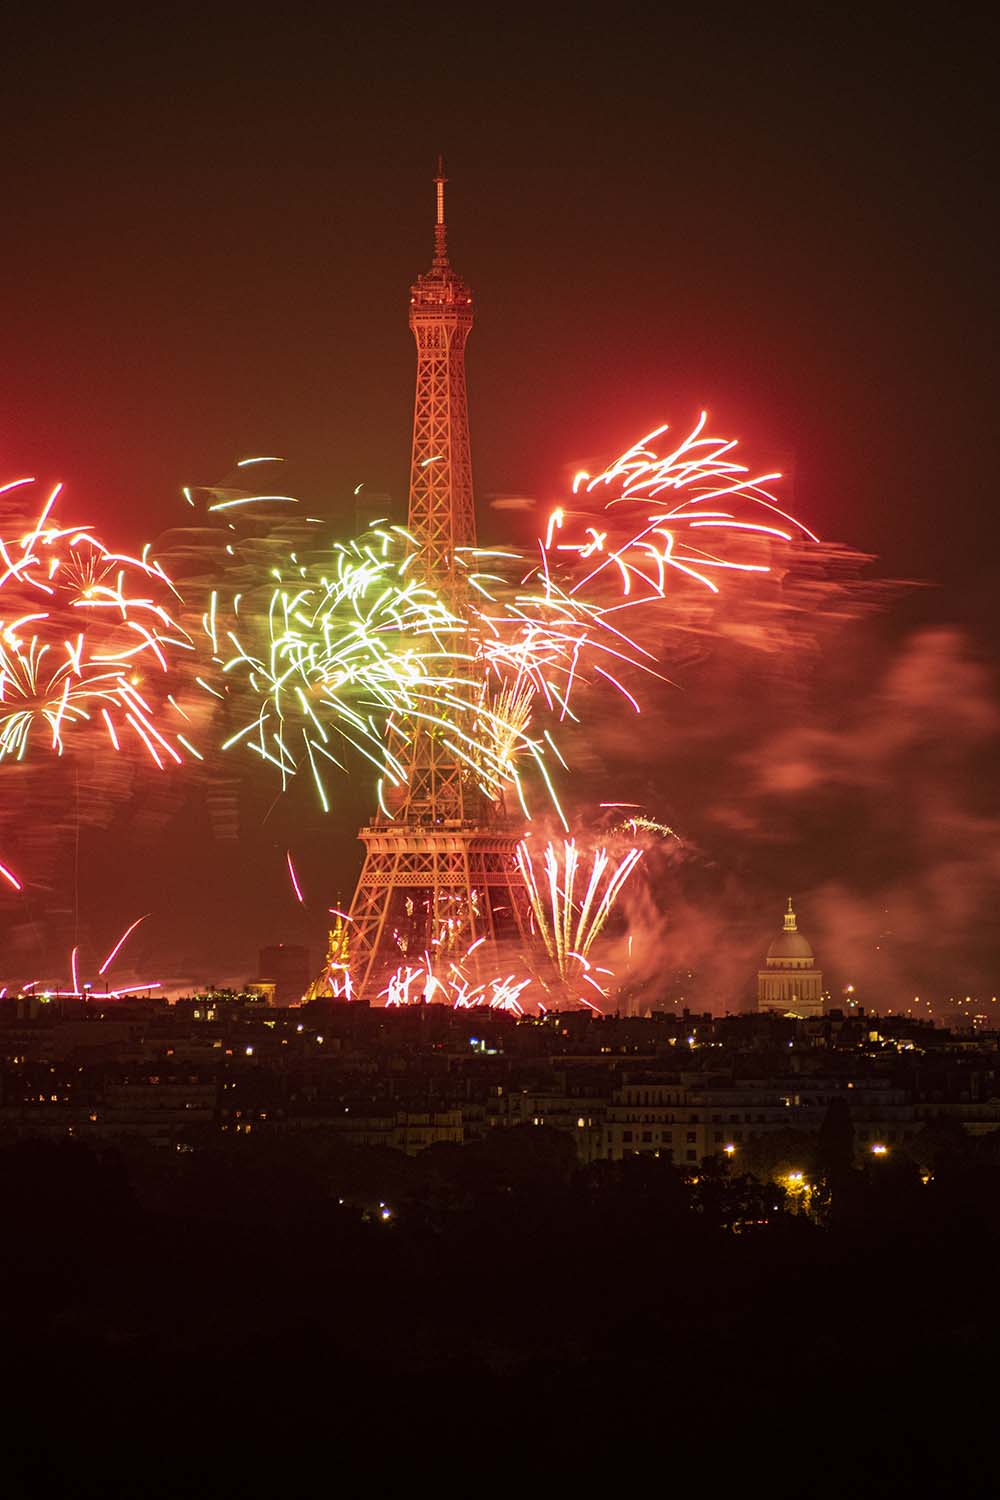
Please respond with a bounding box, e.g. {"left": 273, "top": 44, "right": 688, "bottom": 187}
{"left": 98, "top": 914, "right": 149, "bottom": 975}
{"left": 286, "top": 850, "right": 305, "bottom": 904}
{"left": 0, "top": 482, "right": 192, "bottom": 765}
{"left": 616, "top": 813, "right": 679, "bottom": 840}
{"left": 1, "top": 915, "right": 158, "bottom": 997}
{"left": 0, "top": 855, "right": 22, "bottom": 892}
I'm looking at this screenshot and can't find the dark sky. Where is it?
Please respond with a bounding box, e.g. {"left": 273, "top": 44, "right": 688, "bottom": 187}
{"left": 1, "top": 5, "right": 997, "bottom": 1004}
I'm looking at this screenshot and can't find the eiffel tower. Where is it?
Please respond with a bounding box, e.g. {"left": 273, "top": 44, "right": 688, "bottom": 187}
{"left": 345, "top": 162, "right": 530, "bottom": 999}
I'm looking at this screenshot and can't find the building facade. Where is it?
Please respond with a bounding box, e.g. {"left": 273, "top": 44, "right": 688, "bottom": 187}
{"left": 757, "top": 899, "right": 824, "bottom": 1018}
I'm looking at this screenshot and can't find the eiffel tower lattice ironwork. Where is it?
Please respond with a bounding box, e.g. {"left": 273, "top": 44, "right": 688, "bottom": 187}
{"left": 345, "top": 162, "right": 531, "bottom": 999}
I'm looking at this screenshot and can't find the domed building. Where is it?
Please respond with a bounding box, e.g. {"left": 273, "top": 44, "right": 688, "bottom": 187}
{"left": 756, "top": 899, "right": 824, "bottom": 1018}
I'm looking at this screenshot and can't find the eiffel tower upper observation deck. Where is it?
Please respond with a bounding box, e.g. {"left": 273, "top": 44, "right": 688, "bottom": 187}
{"left": 343, "top": 163, "right": 531, "bottom": 1000}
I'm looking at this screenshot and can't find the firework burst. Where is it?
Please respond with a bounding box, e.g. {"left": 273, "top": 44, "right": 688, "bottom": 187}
{"left": 199, "top": 523, "right": 567, "bottom": 815}
{"left": 515, "top": 836, "right": 643, "bottom": 1007}
{"left": 174, "top": 416, "right": 816, "bottom": 829}
{"left": 381, "top": 948, "right": 533, "bottom": 1014}
{"left": 548, "top": 411, "right": 818, "bottom": 602}
{"left": 0, "top": 480, "right": 193, "bottom": 766}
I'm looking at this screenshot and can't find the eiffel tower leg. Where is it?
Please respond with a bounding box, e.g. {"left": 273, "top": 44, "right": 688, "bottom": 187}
{"left": 347, "top": 827, "right": 533, "bottom": 1000}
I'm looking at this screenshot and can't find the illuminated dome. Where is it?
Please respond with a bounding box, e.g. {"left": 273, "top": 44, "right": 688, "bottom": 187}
{"left": 767, "top": 933, "right": 813, "bottom": 963}
{"left": 764, "top": 898, "right": 813, "bottom": 962}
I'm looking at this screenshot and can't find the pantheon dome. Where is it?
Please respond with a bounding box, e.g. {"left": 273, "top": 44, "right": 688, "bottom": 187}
{"left": 757, "top": 899, "right": 824, "bottom": 1017}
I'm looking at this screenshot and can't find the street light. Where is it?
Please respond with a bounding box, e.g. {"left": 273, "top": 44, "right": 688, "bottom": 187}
{"left": 781, "top": 1169, "right": 813, "bottom": 1213}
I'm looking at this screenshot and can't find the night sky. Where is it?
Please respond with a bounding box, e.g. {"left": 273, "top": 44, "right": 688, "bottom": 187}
{"left": 1, "top": 6, "right": 997, "bottom": 1004}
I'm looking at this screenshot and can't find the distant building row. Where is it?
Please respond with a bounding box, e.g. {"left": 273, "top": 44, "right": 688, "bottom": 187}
{"left": 266, "top": 897, "right": 824, "bottom": 1016}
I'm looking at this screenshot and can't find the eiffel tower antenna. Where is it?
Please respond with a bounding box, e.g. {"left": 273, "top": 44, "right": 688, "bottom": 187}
{"left": 434, "top": 153, "right": 448, "bottom": 265}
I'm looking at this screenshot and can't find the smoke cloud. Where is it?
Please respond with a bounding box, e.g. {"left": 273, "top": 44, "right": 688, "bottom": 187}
{"left": 592, "top": 623, "right": 1000, "bottom": 1012}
